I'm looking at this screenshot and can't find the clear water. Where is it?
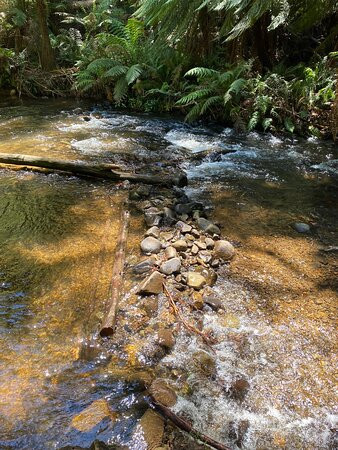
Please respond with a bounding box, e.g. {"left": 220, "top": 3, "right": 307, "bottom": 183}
{"left": 0, "top": 97, "right": 337, "bottom": 449}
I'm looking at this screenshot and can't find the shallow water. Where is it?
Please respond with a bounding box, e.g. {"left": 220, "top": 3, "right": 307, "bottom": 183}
{"left": 0, "top": 97, "right": 337, "bottom": 449}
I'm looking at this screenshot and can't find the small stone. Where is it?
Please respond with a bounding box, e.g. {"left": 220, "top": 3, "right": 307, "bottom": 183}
{"left": 129, "top": 190, "right": 141, "bottom": 201}
{"left": 205, "top": 238, "right": 215, "bottom": 249}
{"left": 165, "top": 246, "right": 177, "bottom": 259}
{"left": 141, "top": 237, "right": 162, "bottom": 254}
{"left": 133, "top": 258, "right": 156, "bottom": 274}
{"left": 176, "top": 221, "right": 192, "bottom": 234}
{"left": 196, "top": 240, "right": 207, "bottom": 250}
{"left": 213, "top": 240, "right": 235, "bottom": 260}
{"left": 294, "top": 222, "right": 310, "bottom": 233}
{"left": 137, "top": 271, "right": 163, "bottom": 295}
{"left": 201, "top": 268, "right": 217, "bottom": 286}
{"left": 157, "top": 329, "right": 175, "bottom": 349}
{"left": 204, "top": 295, "right": 222, "bottom": 311}
{"left": 211, "top": 259, "right": 220, "bottom": 268}
{"left": 191, "top": 228, "right": 200, "bottom": 238}
{"left": 136, "top": 185, "right": 151, "bottom": 197}
{"left": 191, "top": 244, "right": 199, "bottom": 255}
{"left": 205, "top": 223, "right": 221, "bottom": 235}
{"left": 175, "top": 203, "right": 193, "bottom": 215}
{"left": 186, "top": 272, "right": 206, "bottom": 290}
{"left": 145, "top": 207, "right": 162, "bottom": 227}
{"left": 138, "top": 409, "right": 164, "bottom": 450}
{"left": 229, "top": 378, "right": 250, "bottom": 401}
{"left": 146, "top": 226, "right": 160, "bottom": 238}
{"left": 172, "top": 240, "right": 188, "bottom": 251}
{"left": 140, "top": 200, "right": 152, "bottom": 210}
{"left": 180, "top": 213, "right": 189, "bottom": 222}
{"left": 185, "top": 233, "right": 195, "bottom": 241}
{"left": 149, "top": 379, "right": 177, "bottom": 406}
{"left": 160, "top": 257, "right": 181, "bottom": 275}
{"left": 144, "top": 297, "right": 159, "bottom": 316}
{"left": 192, "top": 292, "right": 204, "bottom": 310}
{"left": 162, "top": 207, "right": 176, "bottom": 225}
{"left": 192, "top": 350, "right": 216, "bottom": 376}
{"left": 160, "top": 231, "right": 174, "bottom": 242}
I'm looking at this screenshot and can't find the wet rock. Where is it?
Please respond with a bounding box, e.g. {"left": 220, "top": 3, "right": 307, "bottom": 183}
{"left": 162, "top": 207, "right": 176, "bottom": 225}
{"left": 165, "top": 246, "right": 177, "bottom": 259}
{"left": 137, "top": 271, "right": 163, "bottom": 295}
{"left": 228, "top": 420, "right": 250, "bottom": 448}
{"left": 157, "top": 329, "right": 175, "bottom": 349}
{"left": 145, "top": 207, "right": 162, "bottom": 227}
{"left": 180, "top": 213, "right": 189, "bottom": 222}
{"left": 213, "top": 240, "right": 235, "bottom": 260}
{"left": 203, "top": 294, "right": 222, "bottom": 311}
{"left": 149, "top": 379, "right": 177, "bottom": 406}
{"left": 201, "top": 268, "right": 217, "bottom": 286}
{"left": 71, "top": 399, "right": 117, "bottom": 432}
{"left": 192, "top": 350, "right": 216, "bottom": 376}
{"left": 83, "top": 115, "right": 91, "bottom": 122}
{"left": 138, "top": 409, "right": 164, "bottom": 449}
{"left": 160, "top": 257, "right": 181, "bottom": 275}
{"left": 186, "top": 272, "right": 206, "bottom": 290}
{"left": 73, "top": 107, "right": 83, "bottom": 114}
{"left": 199, "top": 250, "right": 213, "bottom": 264}
{"left": 205, "top": 237, "right": 215, "bottom": 249}
{"left": 172, "top": 239, "right": 188, "bottom": 251}
{"left": 133, "top": 258, "right": 156, "bottom": 274}
{"left": 176, "top": 221, "right": 192, "bottom": 234}
{"left": 145, "top": 226, "right": 160, "bottom": 239}
{"left": 294, "top": 222, "right": 310, "bottom": 233}
{"left": 229, "top": 378, "right": 250, "bottom": 401}
{"left": 192, "top": 291, "right": 204, "bottom": 310}
{"left": 144, "top": 297, "right": 158, "bottom": 317}
{"left": 136, "top": 185, "right": 151, "bottom": 198}
{"left": 141, "top": 237, "right": 162, "bottom": 254}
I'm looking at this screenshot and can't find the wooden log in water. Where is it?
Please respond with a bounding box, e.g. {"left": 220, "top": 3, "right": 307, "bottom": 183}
{"left": 99, "top": 208, "right": 129, "bottom": 337}
{"left": 151, "top": 400, "right": 231, "bottom": 450}
{"left": 0, "top": 153, "right": 188, "bottom": 187}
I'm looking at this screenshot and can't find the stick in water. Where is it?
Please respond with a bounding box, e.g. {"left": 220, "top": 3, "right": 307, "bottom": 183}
{"left": 99, "top": 207, "right": 129, "bottom": 337}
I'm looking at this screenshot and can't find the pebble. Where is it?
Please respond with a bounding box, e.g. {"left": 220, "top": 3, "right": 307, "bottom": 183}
{"left": 160, "top": 231, "right": 174, "bottom": 242}
{"left": 141, "top": 237, "right": 162, "bottom": 254}
{"left": 186, "top": 272, "right": 207, "bottom": 290}
{"left": 172, "top": 239, "right": 188, "bottom": 251}
{"left": 145, "top": 226, "right": 160, "bottom": 238}
{"left": 294, "top": 222, "right": 310, "bottom": 233}
{"left": 192, "top": 350, "right": 216, "bottom": 376}
{"left": 160, "top": 257, "right": 181, "bottom": 275}
{"left": 229, "top": 378, "right": 250, "bottom": 402}
{"left": 137, "top": 271, "right": 164, "bottom": 295}
{"left": 205, "top": 237, "right": 215, "bottom": 249}
{"left": 203, "top": 295, "right": 222, "bottom": 310}
{"left": 145, "top": 207, "right": 162, "bottom": 227}
{"left": 176, "top": 221, "right": 192, "bottom": 233}
{"left": 191, "top": 228, "right": 200, "bottom": 238}
{"left": 162, "top": 207, "right": 176, "bottom": 225}
{"left": 213, "top": 240, "right": 235, "bottom": 260}
{"left": 191, "top": 244, "right": 199, "bottom": 255}
{"left": 165, "top": 246, "right": 177, "bottom": 259}
{"left": 196, "top": 240, "right": 207, "bottom": 250}
{"left": 192, "top": 291, "right": 204, "bottom": 310}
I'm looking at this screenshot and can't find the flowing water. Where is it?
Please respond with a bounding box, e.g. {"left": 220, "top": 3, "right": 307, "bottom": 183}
{"left": 0, "top": 97, "right": 337, "bottom": 449}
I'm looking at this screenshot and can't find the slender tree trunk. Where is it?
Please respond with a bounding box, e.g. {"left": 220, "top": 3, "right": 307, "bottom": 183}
{"left": 36, "top": 0, "right": 56, "bottom": 71}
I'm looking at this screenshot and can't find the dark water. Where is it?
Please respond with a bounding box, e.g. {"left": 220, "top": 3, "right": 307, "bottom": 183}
{"left": 0, "top": 97, "right": 337, "bottom": 449}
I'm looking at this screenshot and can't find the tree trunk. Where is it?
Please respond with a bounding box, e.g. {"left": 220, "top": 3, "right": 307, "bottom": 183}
{"left": 36, "top": 0, "right": 56, "bottom": 71}
{"left": 0, "top": 153, "right": 188, "bottom": 187}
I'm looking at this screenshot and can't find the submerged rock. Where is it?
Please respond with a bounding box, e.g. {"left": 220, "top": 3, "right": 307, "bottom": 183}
{"left": 149, "top": 379, "right": 177, "bottom": 406}
{"left": 157, "top": 329, "right": 175, "bottom": 349}
{"left": 137, "top": 409, "right": 164, "bottom": 449}
{"left": 137, "top": 271, "right": 163, "bottom": 295}
{"left": 71, "top": 399, "right": 118, "bottom": 432}
{"left": 160, "top": 257, "right": 181, "bottom": 275}
{"left": 229, "top": 378, "right": 250, "bottom": 401}
{"left": 186, "top": 272, "right": 206, "bottom": 290}
{"left": 192, "top": 350, "right": 216, "bottom": 376}
{"left": 213, "top": 240, "right": 235, "bottom": 260}
{"left": 294, "top": 222, "right": 310, "bottom": 233}
{"left": 141, "top": 237, "right": 162, "bottom": 254}
{"left": 228, "top": 419, "right": 250, "bottom": 448}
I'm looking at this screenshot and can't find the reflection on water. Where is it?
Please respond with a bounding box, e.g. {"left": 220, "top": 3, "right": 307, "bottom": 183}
{"left": 0, "top": 97, "right": 337, "bottom": 449}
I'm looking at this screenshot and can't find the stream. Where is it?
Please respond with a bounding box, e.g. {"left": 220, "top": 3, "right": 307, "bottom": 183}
{"left": 0, "top": 97, "right": 337, "bottom": 449}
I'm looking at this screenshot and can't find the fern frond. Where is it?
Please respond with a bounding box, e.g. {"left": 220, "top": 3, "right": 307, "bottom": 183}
{"left": 114, "top": 77, "right": 128, "bottom": 103}
{"left": 126, "top": 64, "right": 143, "bottom": 84}
{"left": 185, "top": 67, "right": 219, "bottom": 78}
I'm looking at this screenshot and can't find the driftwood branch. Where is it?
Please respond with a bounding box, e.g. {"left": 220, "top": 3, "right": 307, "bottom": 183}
{"left": 0, "top": 153, "right": 188, "bottom": 187}
{"left": 151, "top": 400, "right": 230, "bottom": 450}
{"left": 99, "top": 207, "right": 129, "bottom": 337}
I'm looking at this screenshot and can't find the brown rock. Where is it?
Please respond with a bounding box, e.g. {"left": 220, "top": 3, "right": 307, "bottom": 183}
{"left": 186, "top": 272, "right": 206, "bottom": 290}
{"left": 192, "top": 350, "right": 216, "bottom": 376}
{"left": 149, "top": 379, "right": 177, "bottom": 406}
{"left": 137, "top": 271, "right": 163, "bottom": 295}
{"left": 165, "top": 246, "right": 177, "bottom": 259}
{"left": 146, "top": 226, "right": 160, "bottom": 238}
{"left": 141, "top": 237, "right": 162, "bottom": 254}
{"left": 157, "top": 329, "right": 175, "bottom": 349}
{"left": 172, "top": 239, "right": 188, "bottom": 251}
{"left": 230, "top": 378, "right": 250, "bottom": 401}
{"left": 138, "top": 409, "right": 164, "bottom": 449}
{"left": 213, "top": 240, "right": 235, "bottom": 260}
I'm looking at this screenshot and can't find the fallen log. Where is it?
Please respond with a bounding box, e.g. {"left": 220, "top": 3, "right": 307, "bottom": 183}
{"left": 0, "top": 153, "right": 188, "bottom": 187}
{"left": 99, "top": 207, "right": 129, "bottom": 337}
{"left": 151, "top": 399, "right": 231, "bottom": 450}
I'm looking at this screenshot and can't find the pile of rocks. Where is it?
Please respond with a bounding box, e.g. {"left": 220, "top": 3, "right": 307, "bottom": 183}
{"left": 130, "top": 186, "right": 236, "bottom": 308}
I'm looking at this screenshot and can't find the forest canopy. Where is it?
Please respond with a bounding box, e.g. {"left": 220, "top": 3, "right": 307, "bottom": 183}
{"left": 0, "top": 0, "right": 337, "bottom": 137}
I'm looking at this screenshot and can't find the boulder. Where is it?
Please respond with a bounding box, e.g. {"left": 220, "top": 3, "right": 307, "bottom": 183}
{"left": 137, "top": 271, "right": 163, "bottom": 295}
{"left": 160, "top": 257, "right": 181, "bottom": 275}
{"left": 186, "top": 272, "right": 206, "bottom": 290}
{"left": 205, "top": 237, "right": 215, "bottom": 249}
{"left": 141, "top": 237, "right": 162, "bottom": 254}
{"left": 213, "top": 240, "right": 235, "bottom": 260}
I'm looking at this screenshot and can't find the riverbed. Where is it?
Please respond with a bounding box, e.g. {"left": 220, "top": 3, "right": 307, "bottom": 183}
{"left": 0, "top": 97, "right": 337, "bottom": 449}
